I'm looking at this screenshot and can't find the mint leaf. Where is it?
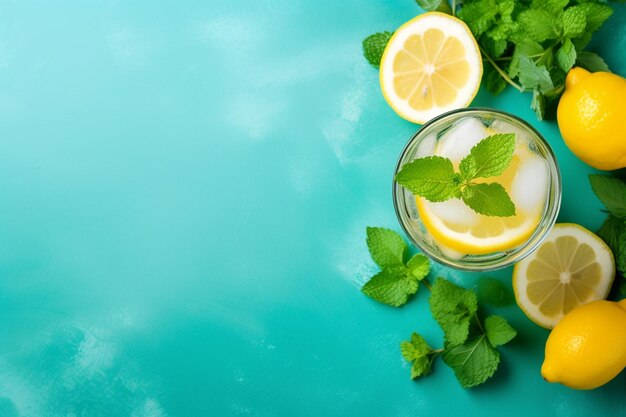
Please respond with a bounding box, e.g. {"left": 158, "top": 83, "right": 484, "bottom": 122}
{"left": 485, "top": 64, "right": 507, "bottom": 95}
{"left": 401, "top": 333, "right": 435, "bottom": 379}
{"left": 575, "top": 3, "right": 613, "bottom": 33}
{"left": 459, "top": 133, "right": 515, "bottom": 180}
{"left": 476, "top": 277, "right": 515, "bottom": 307}
{"left": 429, "top": 278, "right": 478, "bottom": 345}
{"left": 395, "top": 156, "right": 460, "bottom": 202}
{"left": 518, "top": 56, "right": 554, "bottom": 93}
{"left": 361, "top": 267, "right": 416, "bottom": 307}
{"left": 458, "top": 0, "right": 498, "bottom": 36}
{"left": 561, "top": 6, "right": 587, "bottom": 38}
{"left": 533, "top": 0, "right": 569, "bottom": 16}
{"left": 589, "top": 174, "right": 626, "bottom": 218}
{"left": 576, "top": 51, "right": 610, "bottom": 73}
{"left": 556, "top": 39, "right": 577, "bottom": 73}
{"left": 462, "top": 183, "right": 516, "bottom": 217}
{"left": 362, "top": 32, "right": 393, "bottom": 68}
{"left": 415, "top": 0, "right": 452, "bottom": 13}
{"left": 366, "top": 227, "right": 407, "bottom": 268}
{"left": 517, "top": 9, "right": 558, "bottom": 42}
{"left": 597, "top": 215, "right": 625, "bottom": 256}
{"left": 531, "top": 89, "right": 547, "bottom": 120}
{"left": 407, "top": 253, "right": 430, "bottom": 280}
{"left": 508, "top": 40, "right": 544, "bottom": 79}
{"left": 484, "top": 315, "right": 517, "bottom": 347}
{"left": 442, "top": 335, "right": 500, "bottom": 388}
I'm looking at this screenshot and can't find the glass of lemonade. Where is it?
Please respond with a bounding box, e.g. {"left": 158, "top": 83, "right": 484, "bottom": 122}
{"left": 393, "top": 108, "right": 561, "bottom": 271}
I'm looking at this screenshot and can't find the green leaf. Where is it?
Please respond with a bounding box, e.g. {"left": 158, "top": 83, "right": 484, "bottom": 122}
{"left": 407, "top": 254, "right": 430, "bottom": 280}
{"left": 415, "top": 0, "right": 453, "bottom": 13}
{"left": 531, "top": 89, "right": 547, "bottom": 120}
{"left": 508, "top": 40, "right": 544, "bottom": 79}
{"left": 362, "top": 32, "right": 393, "bottom": 68}
{"left": 429, "top": 278, "right": 478, "bottom": 345}
{"left": 517, "top": 9, "right": 559, "bottom": 42}
{"left": 561, "top": 6, "right": 587, "bottom": 38}
{"left": 597, "top": 215, "right": 625, "bottom": 256}
{"left": 556, "top": 39, "right": 577, "bottom": 73}
{"left": 366, "top": 227, "right": 407, "bottom": 269}
{"left": 575, "top": 3, "right": 613, "bottom": 33}
{"left": 361, "top": 267, "right": 416, "bottom": 307}
{"left": 532, "top": 0, "right": 569, "bottom": 16}
{"left": 572, "top": 31, "right": 593, "bottom": 50}
{"left": 457, "top": 0, "right": 498, "bottom": 36}
{"left": 518, "top": 56, "right": 554, "bottom": 93}
{"left": 442, "top": 335, "right": 501, "bottom": 388}
{"left": 589, "top": 175, "right": 626, "bottom": 218}
{"left": 476, "top": 277, "right": 515, "bottom": 307}
{"left": 462, "top": 183, "right": 516, "bottom": 217}
{"left": 459, "top": 133, "right": 515, "bottom": 180}
{"left": 401, "top": 333, "right": 435, "bottom": 379}
{"left": 576, "top": 51, "right": 611, "bottom": 72}
{"left": 485, "top": 65, "right": 507, "bottom": 95}
{"left": 395, "top": 156, "right": 460, "bottom": 202}
{"left": 618, "top": 277, "right": 626, "bottom": 298}
{"left": 481, "top": 35, "right": 508, "bottom": 59}
{"left": 484, "top": 315, "right": 517, "bottom": 347}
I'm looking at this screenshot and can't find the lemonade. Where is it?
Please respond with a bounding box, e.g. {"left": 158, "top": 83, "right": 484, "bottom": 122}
{"left": 394, "top": 109, "right": 561, "bottom": 271}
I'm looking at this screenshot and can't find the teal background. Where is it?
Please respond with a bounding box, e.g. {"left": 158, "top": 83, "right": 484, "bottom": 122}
{"left": 0, "top": 1, "right": 624, "bottom": 416}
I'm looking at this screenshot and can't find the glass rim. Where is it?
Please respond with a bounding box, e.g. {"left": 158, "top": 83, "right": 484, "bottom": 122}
{"left": 392, "top": 107, "right": 562, "bottom": 272}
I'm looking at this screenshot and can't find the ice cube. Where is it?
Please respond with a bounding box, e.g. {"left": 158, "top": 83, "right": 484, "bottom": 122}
{"left": 415, "top": 133, "right": 437, "bottom": 158}
{"left": 489, "top": 119, "right": 532, "bottom": 150}
{"left": 436, "top": 117, "right": 489, "bottom": 163}
{"left": 423, "top": 198, "right": 481, "bottom": 227}
{"left": 511, "top": 155, "right": 549, "bottom": 213}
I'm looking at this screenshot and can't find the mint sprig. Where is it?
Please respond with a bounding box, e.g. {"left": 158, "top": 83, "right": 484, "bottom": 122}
{"left": 360, "top": 228, "right": 517, "bottom": 388}
{"left": 395, "top": 133, "right": 516, "bottom": 217}
{"left": 402, "top": 277, "right": 517, "bottom": 388}
{"left": 361, "top": 227, "right": 430, "bottom": 307}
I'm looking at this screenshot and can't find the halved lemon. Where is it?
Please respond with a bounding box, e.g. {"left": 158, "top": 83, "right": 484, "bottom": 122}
{"left": 513, "top": 223, "right": 615, "bottom": 329}
{"left": 379, "top": 12, "right": 482, "bottom": 124}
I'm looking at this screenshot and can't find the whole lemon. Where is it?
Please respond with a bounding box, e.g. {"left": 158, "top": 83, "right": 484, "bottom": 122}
{"left": 557, "top": 67, "right": 626, "bottom": 170}
{"left": 541, "top": 299, "right": 626, "bottom": 390}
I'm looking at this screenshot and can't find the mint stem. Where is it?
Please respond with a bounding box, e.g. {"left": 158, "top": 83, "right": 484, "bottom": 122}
{"left": 422, "top": 279, "right": 433, "bottom": 291}
{"left": 479, "top": 45, "right": 523, "bottom": 92}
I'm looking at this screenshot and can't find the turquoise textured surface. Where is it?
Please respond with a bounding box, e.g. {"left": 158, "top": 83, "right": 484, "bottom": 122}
{"left": 0, "top": 1, "right": 625, "bottom": 416}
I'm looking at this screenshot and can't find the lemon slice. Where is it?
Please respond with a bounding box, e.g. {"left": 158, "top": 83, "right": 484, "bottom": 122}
{"left": 379, "top": 12, "right": 482, "bottom": 124}
{"left": 513, "top": 223, "right": 615, "bottom": 329}
{"left": 417, "top": 196, "right": 541, "bottom": 255}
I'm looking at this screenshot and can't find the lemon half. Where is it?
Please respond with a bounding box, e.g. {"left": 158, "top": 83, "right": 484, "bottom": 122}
{"left": 379, "top": 12, "right": 483, "bottom": 124}
{"left": 513, "top": 223, "right": 615, "bottom": 329}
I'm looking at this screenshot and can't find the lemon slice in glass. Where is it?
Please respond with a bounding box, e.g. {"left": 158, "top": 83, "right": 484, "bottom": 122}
{"left": 379, "top": 12, "right": 482, "bottom": 124}
{"left": 513, "top": 223, "right": 615, "bottom": 329}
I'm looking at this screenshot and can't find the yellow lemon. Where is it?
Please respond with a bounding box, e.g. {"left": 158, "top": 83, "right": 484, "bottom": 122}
{"left": 557, "top": 67, "right": 626, "bottom": 170}
{"left": 379, "top": 12, "right": 482, "bottom": 124}
{"left": 541, "top": 299, "right": 626, "bottom": 390}
{"left": 513, "top": 224, "right": 614, "bottom": 329}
